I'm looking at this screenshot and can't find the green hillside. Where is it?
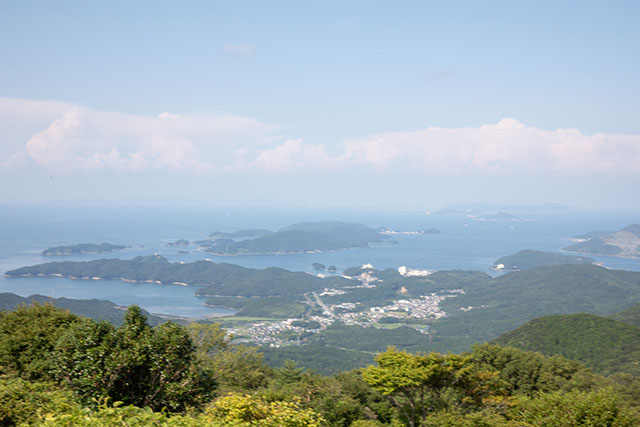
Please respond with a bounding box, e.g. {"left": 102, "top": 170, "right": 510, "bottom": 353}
{"left": 0, "top": 292, "right": 165, "bottom": 326}
{"left": 429, "top": 264, "right": 640, "bottom": 352}
{"left": 492, "top": 313, "right": 640, "bottom": 375}
{"left": 610, "top": 303, "right": 640, "bottom": 327}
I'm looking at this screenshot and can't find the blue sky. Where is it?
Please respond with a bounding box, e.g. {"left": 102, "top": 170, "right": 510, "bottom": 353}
{"left": 1, "top": 1, "right": 639, "bottom": 209}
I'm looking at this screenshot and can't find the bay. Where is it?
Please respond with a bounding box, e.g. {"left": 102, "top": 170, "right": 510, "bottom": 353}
{"left": 1, "top": 205, "right": 639, "bottom": 318}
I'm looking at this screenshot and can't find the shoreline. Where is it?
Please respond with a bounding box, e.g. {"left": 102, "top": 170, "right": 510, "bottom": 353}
{"left": 199, "top": 241, "right": 397, "bottom": 257}
{"left": 3, "top": 272, "right": 199, "bottom": 287}
{"left": 559, "top": 249, "right": 640, "bottom": 260}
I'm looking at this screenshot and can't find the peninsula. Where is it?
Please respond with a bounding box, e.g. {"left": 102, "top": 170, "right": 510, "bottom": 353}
{"left": 563, "top": 224, "right": 640, "bottom": 258}
{"left": 492, "top": 249, "right": 596, "bottom": 271}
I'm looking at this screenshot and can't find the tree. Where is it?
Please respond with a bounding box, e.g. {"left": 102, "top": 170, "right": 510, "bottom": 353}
{"left": 187, "top": 322, "right": 268, "bottom": 391}
{"left": 510, "top": 388, "right": 639, "bottom": 426}
{"left": 469, "top": 344, "right": 590, "bottom": 396}
{"left": 54, "top": 306, "right": 214, "bottom": 411}
{"left": 0, "top": 303, "right": 79, "bottom": 380}
{"left": 362, "top": 347, "right": 493, "bottom": 427}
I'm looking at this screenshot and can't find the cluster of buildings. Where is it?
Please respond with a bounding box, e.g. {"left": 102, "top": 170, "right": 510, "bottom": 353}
{"left": 228, "top": 263, "right": 471, "bottom": 346}
{"left": 332, "top": 290, "right": 464, "bottom": 326}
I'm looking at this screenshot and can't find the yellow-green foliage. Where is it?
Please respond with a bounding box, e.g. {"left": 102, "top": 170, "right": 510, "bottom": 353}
{"left": 203, "top": 393, "right": 324, "bottom": 426}
{"left": 510, "top": 388, "right": 638, "bottom": 427}
{"left": 362, "top": 346, "right": 498, "bottom": 426}
{"left": 35, "top": 394, "right": 324, "bottom": 427}
{"left": 0, "top": 377, "right": 80, "bottom": 426}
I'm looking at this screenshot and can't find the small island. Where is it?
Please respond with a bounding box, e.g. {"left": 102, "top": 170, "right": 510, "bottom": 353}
{"left": 166, "top": 239, "right": 190, "bottom": 247}
{"left": 378, "top": 227, "right": 441, "bottom": 235}
{"left": 473, "top": 211, "right": 526, "bottom": 221}
{"left": 563, "top": 224, "right": 640, "bottom": 258}
{"left": 491, "top": 249, "right": 596, "bottom": 271}
{"left": 42, "top": 243, "right": 127, "bottom": 256}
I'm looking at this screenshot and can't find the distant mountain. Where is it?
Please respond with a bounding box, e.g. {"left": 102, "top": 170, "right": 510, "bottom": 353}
{"left": 492, "top": 313, "right": 640, "bottom": 376}
{"left": 492, "top": 249, "right": 596, "bottom": 271}
{"left": 0, "top": 292, "right": 165, "bottom": 326}
{"left": 564, "top": 224, "right": 640, "bottom": 258}
{"left": 202, "top": 221, "right": 391, "bottom": 255}
{"left": 42, "top": 242, "right": 126, "bottom": 256}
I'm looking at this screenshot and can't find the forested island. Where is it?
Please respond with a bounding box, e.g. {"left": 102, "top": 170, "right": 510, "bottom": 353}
{"left": 564, "top": 223, "right": 640, "bottom": 258}
{"left": 199, "top": 221, "right": 394, "bottom": 255}
{"left": 491, "top": 249, "right": 596, "bottom": 271}
{"left": 41, "top": 242, "right": 126, "bottom": 256}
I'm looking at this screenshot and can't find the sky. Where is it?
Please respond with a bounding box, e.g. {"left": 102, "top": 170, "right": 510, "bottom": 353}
{"left": 1, "top": 1, "right": 639, "bottom": 209}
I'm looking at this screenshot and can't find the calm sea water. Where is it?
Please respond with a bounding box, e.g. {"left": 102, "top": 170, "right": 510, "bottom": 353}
{"left": 1, "top": 205, "right": 639, "bottom": 317}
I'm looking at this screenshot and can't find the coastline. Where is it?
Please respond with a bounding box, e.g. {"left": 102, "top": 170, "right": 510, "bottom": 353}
{"left": 560, "top": 249, "right": 640, "bottom": 260}
{"left": 3, "top": 272, "right": 197, "bottom": 287}
{"left": 199, "top": 243, "right": 397, "bottom": 257}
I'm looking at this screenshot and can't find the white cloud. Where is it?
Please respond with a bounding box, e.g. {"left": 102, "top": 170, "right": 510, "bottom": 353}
{"left": 250, "top": 139, "right": 338, "bottom": 172}
{"left": 3, "top": 97, "right": 639, "bottom": 178}
{"left": 339, "top": 118, "right": 640, "bottom": 175}
{"left": 1, "top": 99, "right": 281, "bottom": 173}
{"left": 223, "top": 43, "right": 257, "bottom": 55}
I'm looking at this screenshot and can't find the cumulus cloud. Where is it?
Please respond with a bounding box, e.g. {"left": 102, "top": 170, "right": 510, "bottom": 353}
{"left": 3, "top": 99, "right": 281, "bottom": 173}
{"left": 3, "top": 97, "right": 640, "bottom": 178}
{"left": 251, "top": 139, "right": 339, "bottom": 172}
{"left": 231, "top": 118, "right": 640, "bottom": 175}
{"left": 339, "top": 118, "right": 640, "bottom": 175}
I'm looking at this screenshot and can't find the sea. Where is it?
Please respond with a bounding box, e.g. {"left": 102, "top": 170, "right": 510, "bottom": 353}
{"left": 1, "top": 205, "right": 639, "bottom": 318}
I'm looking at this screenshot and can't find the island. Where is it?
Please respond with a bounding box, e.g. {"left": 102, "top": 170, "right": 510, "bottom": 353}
{"left": 166, "top": 239, "right": 190, "bottom": 247}
{"left": 42, "top": 242, "right": 127, "bottom": 256}
{"left": 475, "top": 211, "right": 524, "bottom": 221}
{"left": 563, "top": 224, "right": 640, "bottom": 258}
{"left": 378, "top": 227, "right": 441, "bottom": 235}
{"left": 199, "top": 221, "right": 394, "bottom": 255}
{"left": 491, "top": 249, "right": 596, "bottom": 271}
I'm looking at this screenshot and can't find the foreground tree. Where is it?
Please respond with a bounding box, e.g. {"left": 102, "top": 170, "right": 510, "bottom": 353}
{"left": 54, "top": 306, "right": 215, "bottom": 411}
{"left": 362, "top": 346, "right": 495, "bottom": 427}
{"left": 187, "top": 322, "right": 269, "bottom": 392}
{"left": 0, "top": 303, "right": 79, "bottom": 380}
